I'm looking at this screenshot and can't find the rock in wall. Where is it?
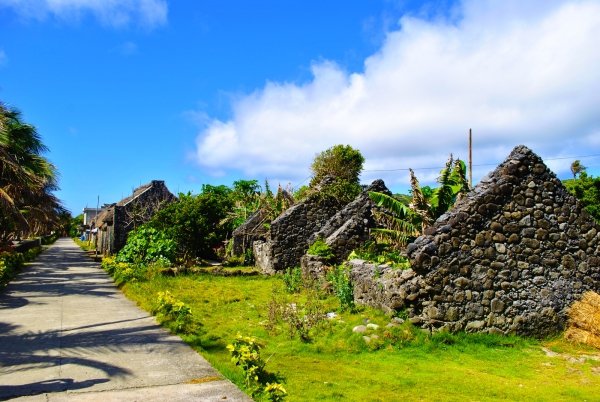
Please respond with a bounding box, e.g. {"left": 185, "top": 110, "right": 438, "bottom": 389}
{"left": 349, "top": 259, "right": 426, "bottom": 315}
{"left": 350, "top": 145, "right": 600, "bottom": 337}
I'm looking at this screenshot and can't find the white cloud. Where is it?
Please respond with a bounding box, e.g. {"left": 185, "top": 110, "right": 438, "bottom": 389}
{"left": 0, "top": 0, "right": 167, "bottom": 28}
{"left": 194, "top": 0, "right": 600, "bottom": 189}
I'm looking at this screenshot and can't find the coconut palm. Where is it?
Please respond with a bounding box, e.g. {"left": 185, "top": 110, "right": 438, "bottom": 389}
{"left": 0, "top": 103, "right": 65, "bottom": 245}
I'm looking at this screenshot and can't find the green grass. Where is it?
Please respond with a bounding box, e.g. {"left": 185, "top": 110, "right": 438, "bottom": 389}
{"left": 73, "top": 237, "right": 97, "bottom": 252}
{"left": 118, "top": 271, "right": 600, "bottom": 401}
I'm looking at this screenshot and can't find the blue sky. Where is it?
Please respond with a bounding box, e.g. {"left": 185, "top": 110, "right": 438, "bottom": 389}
{"left": 1, "top": 0, "right": 599, "bottom": 214}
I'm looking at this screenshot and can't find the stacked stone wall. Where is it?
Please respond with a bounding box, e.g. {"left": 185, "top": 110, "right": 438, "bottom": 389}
{"left": 349, "top": 146, "right": 600, "bottom": 337}
{"left": 254, "top": 195, "right": 343, "bottom": 273}
{"left": 112, "top": 181, "right": 175, "bottom": 253}
{"left": 309, "top": 180, "right": 391, "bottom": 262}
{"left": 98, "top": 180, "right": 176, "bottom": 255}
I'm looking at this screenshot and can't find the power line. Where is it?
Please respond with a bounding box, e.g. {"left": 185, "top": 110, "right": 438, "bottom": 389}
{"left": 363, "top": 153, "right": 600, "bottom": 173}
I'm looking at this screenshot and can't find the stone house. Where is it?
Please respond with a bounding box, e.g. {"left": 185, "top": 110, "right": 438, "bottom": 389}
{"left": 350, "top": 145, "right": 600, "bottom": 337}
{"left": 93, "top": 180, "right": 176, "bottom": 255}
{"left": 254, "top": 180, "right": 390, "bottom": 274}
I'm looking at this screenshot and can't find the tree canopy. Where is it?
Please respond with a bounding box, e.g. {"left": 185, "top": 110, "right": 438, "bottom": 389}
{"left": 564, "top": 171, "right": 600, "bottom": 222}
{"left": 308, "top": 144, "right": 364, "bottom": 203}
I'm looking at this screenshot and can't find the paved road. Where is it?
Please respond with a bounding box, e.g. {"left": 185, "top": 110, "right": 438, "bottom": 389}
{"left": 0, "top": 238, "right": 251, "bottom": 401}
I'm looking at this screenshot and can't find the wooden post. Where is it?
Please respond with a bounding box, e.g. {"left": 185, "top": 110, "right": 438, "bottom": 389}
{"left": 469, "top": 128, "right": 473, "bottom": 189}
{"left": 94, "top": 195, "right": 99, "bottom": 258}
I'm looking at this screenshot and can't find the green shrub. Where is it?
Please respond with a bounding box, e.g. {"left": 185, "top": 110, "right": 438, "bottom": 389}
{"left": 282, "top": 267, "right": 302, "bottom": 293}
{"left": 116, "top": 226, "right": 176, "bottom": 265}
{"left": 102, "top": 256, "right": 146, "bottom": 285}
{"left": 309, "top": 144, "right": 364, "bottom": 204}
{"left": 227, "top": 335, "right": 286, "bottom": 400}
{"left": 0, "top": 251, "right": 25, "bottom": 287}
{"left": 155, "top": 291, "right": 194, "bottom": 333}
{"left": 148, "top": 188, "right": 234, "bottom": 261}
{"left": 327, "top": 265, "right": 355, "bottom": 312}
{"left": 564, "top": 172, "right": 600, "bottom": 221}
{"left": 307, "top": 237, "right": 335, "bottom": 261}
{"left": 42, "top": 233, "right": 59, "bottom": 245}
{"left": 23, "top": 246, "right": 42, "bottom": 261}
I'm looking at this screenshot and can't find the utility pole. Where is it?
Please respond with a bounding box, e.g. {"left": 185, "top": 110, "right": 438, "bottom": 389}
{"left": 469, "top": 128, "right": 473, "bottom": 189}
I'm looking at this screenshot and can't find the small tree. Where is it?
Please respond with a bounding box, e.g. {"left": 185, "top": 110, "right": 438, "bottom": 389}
{"left": 564, "top": 172, "right": 600, "bottom": 222}
{"left": 308, "top": 144, "right": 364, "bottom": 203}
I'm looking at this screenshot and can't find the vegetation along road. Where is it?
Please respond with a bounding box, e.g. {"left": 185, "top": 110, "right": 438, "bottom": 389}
{"left": 0, "top": 238, "right": 250, "bottom": 401}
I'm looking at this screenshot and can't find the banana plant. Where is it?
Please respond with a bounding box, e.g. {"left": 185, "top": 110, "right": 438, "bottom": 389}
{"left": 368, "top": 191, "right": 420, "bottom": 248}
{"left": 369, "top": 155, "right": 470, "bottom": 248}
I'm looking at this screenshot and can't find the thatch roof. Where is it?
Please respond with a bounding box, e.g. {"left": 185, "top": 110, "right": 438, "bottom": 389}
{"left": 92, "top": 205, "right": 114, "bottom": 227}
{"left": 117, "top": 182, "right": 154, "bottom": 207}
{"left": 91, "top": 181, "right": 173, "bottom": 228}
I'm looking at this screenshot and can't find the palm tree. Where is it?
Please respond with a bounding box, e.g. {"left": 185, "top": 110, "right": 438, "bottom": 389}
{"left": 570, "top": 160, "right": 586, "bottom": 178}
{"left": 0, "top": 103, "right": 65, "bottom": 245}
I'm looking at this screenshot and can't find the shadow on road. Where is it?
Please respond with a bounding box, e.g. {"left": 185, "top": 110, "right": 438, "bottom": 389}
{"left": 0, "top": 378, "right": 111, "bottom": 400}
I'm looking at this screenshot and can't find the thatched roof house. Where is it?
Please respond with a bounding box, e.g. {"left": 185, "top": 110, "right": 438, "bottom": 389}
{"left": 92, "top": 180, "right": 175, "bottom": 255}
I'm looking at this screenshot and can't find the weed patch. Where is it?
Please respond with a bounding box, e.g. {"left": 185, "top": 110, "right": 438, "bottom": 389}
{"left": 227, "top": 335, "right": 286, "bottom": 401}
{"left": 155, "top": 290, "right": 196, "bottom": 333}
{"left": 282, "top": 267, "right": 302, "bottom": 294}
{"left": 326, "top": 265, "right": 355, "bottom": 312}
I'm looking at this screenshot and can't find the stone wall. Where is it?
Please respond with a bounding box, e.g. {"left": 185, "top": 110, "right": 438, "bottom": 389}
{"left": 349, "top": 146, "right": 600, "bottom": 337}
{"left": 114, "top": 180, "right": 175, "bottom": 253}
{"left": 96, "top": 180, "right": 176, "bottom": 255}
{"left": 309, "top": 180, "right": 391, "bottom": 263}
{"left": 254, "top": 194, "right": 343, "bottom": 273}
{"left": 349, "top": 259, "right": 426, "bottom": 315}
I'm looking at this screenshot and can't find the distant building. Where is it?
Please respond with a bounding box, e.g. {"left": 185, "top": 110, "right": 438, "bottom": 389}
{"left": 92, "top": 180, "right": 176, "bottom": 255}
{"left": 82, "top": 208, "right": 100, "bottom": 226}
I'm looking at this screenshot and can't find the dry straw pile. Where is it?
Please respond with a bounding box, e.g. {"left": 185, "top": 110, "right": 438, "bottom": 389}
{"left": 565, "top": 291, "right": 600, "bottom": 349}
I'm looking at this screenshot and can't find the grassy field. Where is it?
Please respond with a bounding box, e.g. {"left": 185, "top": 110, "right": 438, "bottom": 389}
{"left": 119, "top": 270, "right": 600, "bottom": 401}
